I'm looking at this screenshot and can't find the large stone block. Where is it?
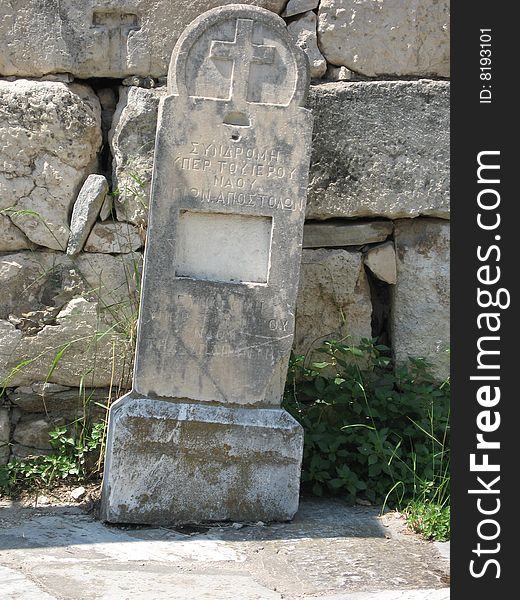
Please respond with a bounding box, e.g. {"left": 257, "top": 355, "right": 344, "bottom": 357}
{"left": 318, "top": 0, "right": 450, "bottom": 77}
{"left": 306, "top": 80, "right": 450, "bottom": 220}
{"left": 391, "top": 218, "right": 450, "bottom": 381}
{"left": 101, "top": 398, "right": 303, "bottom": 524}
{"left": 109, "top": 86, "right": 167, "bottom": 225}
{"left": 0, "top": 251, "right": 140, "bottom": 321}
{"left": 12, "top": 417, "right": 56, "bottom": 451}
{"left": 0, "top": 80, "right": 101, "bottom": 250}
{"left": 0, "top": 299, "right": 132, "bottom": 389}
{"left": 0, "top": 0, "right": 286, "bottom": 79}
{"left": 287, "top": 12, "right": 326, "bottom": 80}
{"left": 11, "top": 383, "right": 109, "bottom": 419}
{"left": 0, "top": 251, "right": 140, "bottom": 387}
{"left": 295, "top": 248, "right": 373, "bottom": 356}
{"left": 0, "top": 215, "right": 33, "bottom": 252}
{"left": 109, "top": 81, "right": 449, "bottom": 225}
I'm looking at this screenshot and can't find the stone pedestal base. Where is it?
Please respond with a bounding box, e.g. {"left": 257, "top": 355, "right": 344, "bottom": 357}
{"left": 100, "top": 395, "right": 304, "bottom": 524}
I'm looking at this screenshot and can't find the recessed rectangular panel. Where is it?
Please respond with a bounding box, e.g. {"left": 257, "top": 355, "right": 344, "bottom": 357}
{"left": 176, "top": 211, "right": 272, "bottom": 283}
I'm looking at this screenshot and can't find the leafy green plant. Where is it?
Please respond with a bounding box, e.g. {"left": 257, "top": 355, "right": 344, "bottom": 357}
{"left": 283, "top": 338, "right": 450, "bottom": 531}
{"left": 405, "top": 500, "right": 450, "bottom": 541}
{"left": 0, "top": 419, "right": 106, "bottom": 497}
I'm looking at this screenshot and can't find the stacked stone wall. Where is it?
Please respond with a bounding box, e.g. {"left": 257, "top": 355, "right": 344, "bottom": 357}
{"left": 0, "top": 0, "right": 450, "bottom": 462}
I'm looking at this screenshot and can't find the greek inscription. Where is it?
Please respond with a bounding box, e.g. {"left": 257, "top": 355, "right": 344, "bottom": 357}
{"left": 213, "top": 174, "right": 255, "bottom": 191}
{"left": 190, "top": 141, "right": 280, "bottom": 163}
{"left": 177, "top": 140, "right": 301, "bottom": 199}
{"left": 236, "top": 346, "right": 273, "bottom": 359}
{"left": 182, "top": 342, "right": 273, "bottom": 359}
{"left": 187, "top": 187, "right": 304, "bottom": 212}
{"left": 216, "top": 160, "right": 292, "bottom": 179}
{"left": 268, "top": 318, "right": 289, "bottom": 331}
{"left": 175, "top": 156, "right": 212, "bottom": 171}
{"left": 176, "top": 295, "right": 282, "bottom": 318}
{"left": 196, "top": 328, "right": 238, "bottom": 342}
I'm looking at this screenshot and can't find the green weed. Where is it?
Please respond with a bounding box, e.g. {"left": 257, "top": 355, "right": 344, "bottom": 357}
{"left": 0, "top": 420, "right": 106, "bottom": 497}
{"left": 283, "top": 338, "right": 450, "bottom": 539}
{"left": 405, "top": 500, "right": 450, "bottom": 541}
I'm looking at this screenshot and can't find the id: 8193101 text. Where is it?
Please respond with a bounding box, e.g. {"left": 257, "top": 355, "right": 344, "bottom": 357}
{"left": 480, "top": 29, "right": 492, "bottom": 104}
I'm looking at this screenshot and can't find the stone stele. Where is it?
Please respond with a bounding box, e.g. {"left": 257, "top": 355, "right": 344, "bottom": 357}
{"left": 101, "top": 5, "right": 313, "bottom": 525}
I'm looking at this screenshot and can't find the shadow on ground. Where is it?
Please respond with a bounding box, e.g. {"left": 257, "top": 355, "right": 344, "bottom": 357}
{"left": 0, "top": 498, "right": 387, "bottom": 551}
{"left": 0, "top": 497, "right": 449, "bottom": 600}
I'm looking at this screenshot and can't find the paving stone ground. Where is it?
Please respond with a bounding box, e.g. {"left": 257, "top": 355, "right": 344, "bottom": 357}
{"left": 0, "top": 497, "right": 449, "bottom": 599}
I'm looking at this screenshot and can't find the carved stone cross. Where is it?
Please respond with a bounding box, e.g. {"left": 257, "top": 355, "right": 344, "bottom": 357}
{"left": 91, "top": 10, "right": 140, "bottom": 69}
{"left": 210, "top": 18, "right": 275, "bottom": 103}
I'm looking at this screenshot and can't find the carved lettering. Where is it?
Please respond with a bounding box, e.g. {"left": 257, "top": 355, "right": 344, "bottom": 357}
{"left": 268, "top": 319, "right": 289, "bottom": 331}
{"left": 187, "top": 141, "right": 280, "bottom": 163}
{"left": 187, "top": 187, "right": 304, "bottom": 212}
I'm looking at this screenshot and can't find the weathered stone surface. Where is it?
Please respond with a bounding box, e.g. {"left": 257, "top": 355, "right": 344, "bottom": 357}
{"left": 295, "top": 249, "right": 372, "bottom": 356}
{"left": 67, "top": 175, "right": 109, "bottom": 256}
{"left": 10, "top": 444, "right": 53, "bottom": 459}
{"left": 110, "top": 86, "right": 167, "bottom": 225}
{"left": 102, "top": 5, "right": 312, "bottom": 524}
{"left": 129, "top": 7, "right": 312, "bottom": 407}
{"left": 11, "top": 383, "right": 109, "bottom": 417}
{"left": 0, "top": 501, "right": 450, "bottom": 599}
{"left": 364, "top": 242, "right": 397, "bottom": 284}
{"left": 84, "top": 222, "right": 143, "bottom": 253}
{"left": 70, "top": 486, "right": 87, "bottom": 501}
{"left": 109, "top": 81, "right": 449, "bottom": 225}
{"left": 283, "top": 0, "right": 319, "bottom": 18}
{"left": 287, "top": 12, "right": 326, "bottom": 79}
{"left": 0, "top": 251, "right": 140, "bottom": 322}
{"left": 0, "top": 251, "right": 140, "bottom": 387}
{"left": 12, "top": 417, "right": 55, "bottom": 450}
{"left": 122, "top": 76, "right": 157, "bottom": 89}
{"left": 0, "top": 253, "right": 51, "bottom": 319}
{"left": 0, "top": 215, "right": 33, "bottom": 251}
{"left": 318, "top": 0, "right": 450, "bottom": 77}
{"left": 0, "top": 298, "right": 132, "bottom": 389}
{"left": 7, "top": 307, "right": 61, "bottom": 337}
{"left": 0, "top": 80, "right": 101, "bottom": 250}
{"left": 0, "top": 0, "right": 286, "bottom": 79}
{"left": 303, "top": 220, "right": 393, "bottom": 248}
{"left": 0, "top": 408, "right": 9, "bottom": 465}
{"left": 101, "top": 400, "right": 303, "bottom": 524}
{"left": 99, "top": 196, "right": 114, "bottom": 221}
{"left": 391, "top": 219, "right": 450, "bottom": 381}
{"left": 307, "top": 81, "right": 450, "bottom": 220}
{"left": 326, "top": 65, "right": 353, "bottom": 82}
